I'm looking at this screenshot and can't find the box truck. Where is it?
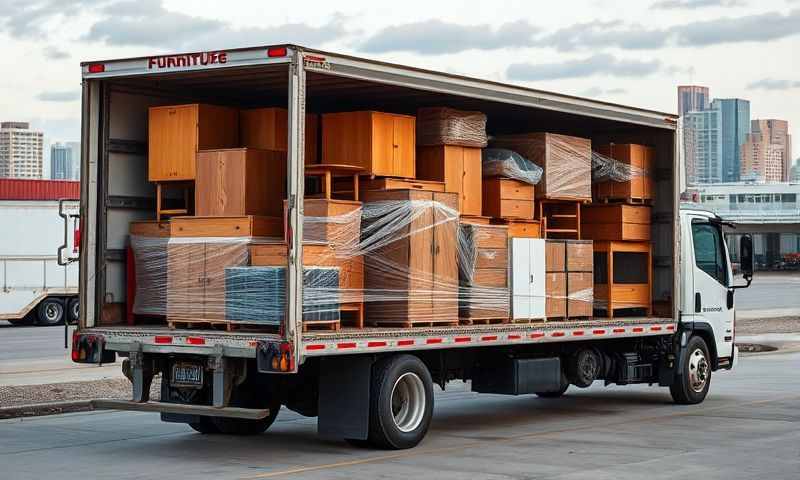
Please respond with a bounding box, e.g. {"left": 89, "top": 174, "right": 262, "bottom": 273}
{"left": 72, "top": 45, "right": 752, "bottom": 449}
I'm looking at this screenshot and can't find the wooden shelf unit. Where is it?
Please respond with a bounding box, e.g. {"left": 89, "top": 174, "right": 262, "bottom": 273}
{"left": 537, "top": 200, "right": 582, "bottom": 239}
{"left": 593, "top": 240, "right": 652, "bottom": 319}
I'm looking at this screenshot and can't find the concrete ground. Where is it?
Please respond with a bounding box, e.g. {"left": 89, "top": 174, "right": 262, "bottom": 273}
{"left": 1, "top": 350, "right": 798, "bottom": 480}
{"left": 735, "top": 271, "right": 800, "bottom": 315}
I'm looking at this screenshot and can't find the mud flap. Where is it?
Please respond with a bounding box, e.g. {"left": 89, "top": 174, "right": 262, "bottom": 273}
{"left": 318, "top": 355, "right": 373, "bottom": 440}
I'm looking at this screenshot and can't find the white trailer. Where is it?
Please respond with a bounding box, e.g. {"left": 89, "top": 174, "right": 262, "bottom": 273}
{"left": 73, "top": 45, "right": 753, "bottom": 449}
{"left": 0, "top": 199, "right": 80, "bottom": 325}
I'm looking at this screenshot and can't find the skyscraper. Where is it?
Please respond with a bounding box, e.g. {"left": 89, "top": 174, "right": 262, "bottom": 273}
{"left": 711, "top": 99, "right": 750, "bottom": 183}
{"left": 677, "top": 85, "right": 710, "bottom": 116}
{"left": 684, "top": 108, "right": 722, "bottom": 184}
{"left": 67, "top": 142, "right": 81, "bottom": 180}
{"left": 751, "top": 120, "right": 792, "bottom": 181}
{"left": 741, "top": 131, "right": 783, "bottom": 183}
{"left": 0, "top": 122, "right": 44, "bottom": 178}
{"left": 50, "top": 143, "right": 73, "bottom": 180}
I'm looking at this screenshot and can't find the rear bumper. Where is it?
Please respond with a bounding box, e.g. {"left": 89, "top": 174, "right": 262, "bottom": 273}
{"left": 90, "top": 399, "right": 270, "bottom": 420}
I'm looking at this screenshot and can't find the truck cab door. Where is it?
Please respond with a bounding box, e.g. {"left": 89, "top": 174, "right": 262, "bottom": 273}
{"left": 689, "top": 218, "right": 735, "bottom": 359}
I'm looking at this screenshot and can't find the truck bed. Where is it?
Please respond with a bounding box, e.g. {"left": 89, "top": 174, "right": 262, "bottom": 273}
{"left": 89, "top": 316, "right": 676, "bottom": 359}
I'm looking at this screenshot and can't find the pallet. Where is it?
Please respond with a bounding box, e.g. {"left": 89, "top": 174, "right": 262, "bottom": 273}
{"left": 510, "top": 317, "right": 546, "bottom": 324}
{"left": 458, "top": 317, "right": 509, "bottom": 326}
{"left": 543, "top": 315, "right": 593, "bottom": 322}
{"left": 167, "top": 318, "right": 278, "bottom": 332}
{"left": 302, "top": 320, "right": 341, "bottom": 332}
{"left": 597, "top": 197, "right": 652, "bottom": 205}
{"left": 365, "top": 320, "right": 460, "bottom": 328}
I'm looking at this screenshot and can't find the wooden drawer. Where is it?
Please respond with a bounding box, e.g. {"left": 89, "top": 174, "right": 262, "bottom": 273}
{"left": 357, "top": 177, "right": 446, "bottom": 192}
{"left": 461, "top": 223, "right": 508, "bottom": 249}
{"left": 582, "top": 204, "right": 651, "bottom": 224}
{"left": 482, "top": 178, "right": 534, "bottom": 201}
{"left": 483, "top": 198, "right": 534, "bottom": 219}
{"left": 582, "top": 222, "right": 650, "bottom": 241}
{"left": 170, "top": 216, "right": 283, "bottom": 237}
{"left": 502, "top": 219, "right": 541, "bottom": 238}
{"left": 129, "top": 221, "right": 170, "bottom": 237}
{"left": 566, "top": 240, "right": 593, "bottom": 272}
{"left": 250, "top": 243, "right": 336, "bottom": 266}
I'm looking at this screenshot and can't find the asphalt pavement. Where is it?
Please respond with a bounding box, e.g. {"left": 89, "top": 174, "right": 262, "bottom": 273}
{"left": 1, "top": 350, "right": 798, "bottom": 480}
{"left": 735, "top": 271, "right": 800, "bottom": 313}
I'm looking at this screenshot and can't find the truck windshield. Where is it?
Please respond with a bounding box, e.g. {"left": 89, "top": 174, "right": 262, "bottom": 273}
{"left": 692, "top": 222, "right": 728, "bottom": 287}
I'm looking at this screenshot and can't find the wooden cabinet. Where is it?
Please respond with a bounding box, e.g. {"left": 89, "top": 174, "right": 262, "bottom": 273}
{"left": 196, "top": 148, "right": 286, "bottom": 217}
{"left": 322, "top": 111, "right": 416, "bottom": 178}
{"left": 482, "top": 178, "right": 534, "bottom": 219}
{"left": 510, "top": 238, "right": 546, "bottom": 321}
{"left": 593, "top": 240, "right": 652, "bottom": 319}
{"left": 362, "top": 189, "right": 458, "bottom": 325}
{"left": 170, "top": 215, "right": 283, "bottom": 237}
{"left": 148, "top": 104, "right": 238, "bottom": 182}
{"left": 458, "top": 223, "right": 509, "bottom": 321}
{"left": 593, "top": 144, "right": 654, "bottom": 202}
{"left": 582, "top": 204, "right": 651, "bottom": 241}
{"left": 239, "top": 108, "right": 319, "bottom": 164}
{"left": 417, "top": 145, "right": 482, "bottom": 215}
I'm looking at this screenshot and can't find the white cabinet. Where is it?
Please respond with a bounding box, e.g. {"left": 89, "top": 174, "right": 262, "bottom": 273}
{"left": 510, "top": 238, "right": 546, "bottom": 321}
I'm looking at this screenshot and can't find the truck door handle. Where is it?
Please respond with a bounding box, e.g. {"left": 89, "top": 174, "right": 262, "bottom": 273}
{"left": 695, "top": 292, "right": 701, "bottom": 313}
{"left": 727, "top": 289, "right": 734, "bottom": 309}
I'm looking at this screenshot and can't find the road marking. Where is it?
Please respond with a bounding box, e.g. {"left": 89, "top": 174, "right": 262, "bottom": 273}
{"left": 241, "top": 394, "right": 800, "bottom": 479}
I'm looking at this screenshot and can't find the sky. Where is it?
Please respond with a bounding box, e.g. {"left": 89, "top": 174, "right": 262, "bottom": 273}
{"left": 1, "top": 0, "right": 799, "bottom": 173}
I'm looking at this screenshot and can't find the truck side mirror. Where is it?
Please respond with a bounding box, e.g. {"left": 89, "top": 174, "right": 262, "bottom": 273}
{"left": 740, "top": 234, "right": 754, "bottom": 282}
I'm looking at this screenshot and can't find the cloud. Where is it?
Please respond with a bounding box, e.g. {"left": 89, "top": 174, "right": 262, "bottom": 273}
{"left": 42, "top": 46, "right": 69, "bottom": 60}
{"left": 36, "top": 91, "right": 80, "bottom": 102}
{"left": 651, "top": 0, "right": 746, "bottom": 9}
{"left": 85, "top": 1, "right": 349, "bottom": 50}
{"left": 545, "top": 9, "right": 800, "bottom": 51}
{"left": 360, "top": 19, "right": 540, "bottom": 54}
{"left": 507, "top": 54, "right": 661, "bottom": 81}
{"left": 580, "top": 87, "right": 628, "bottom": 97}
{"left": 746, "top": 78, "right": 800, "bottom": 90}
{"left": 0, "top": 0, "right": 107, "bottom": 38}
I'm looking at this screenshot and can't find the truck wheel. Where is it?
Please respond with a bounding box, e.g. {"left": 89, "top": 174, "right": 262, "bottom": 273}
{"left": 211, "top": 385, "right": 280, "bottom": 435}
{"left": 37, "top": 298, "right": 65, "bottom": 326}
{"left": 367, "top": 354, "right": 433, "bottom": 449}
{"left": 67, "top": 298, "right": 80, "bottom": 325}
{"left": 535, "top": 383, "right": 569, "bottom": 398}
{"left": 670, "top": 336, "right": 712, "bottom": 405}
{"left": 189, "top": 418, "right": 220, "bottom": 434}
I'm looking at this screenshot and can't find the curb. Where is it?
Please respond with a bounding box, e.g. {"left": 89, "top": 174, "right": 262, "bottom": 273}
{"left": 0, "top": 400, "right": 93, "bottom": 420}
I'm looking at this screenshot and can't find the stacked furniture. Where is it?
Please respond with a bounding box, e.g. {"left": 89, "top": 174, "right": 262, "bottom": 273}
{"left": 544, "top": 240, "right": 594, "bottom": 319}
{"left": 458, "top": 222, "right": 510, "bottom": 324}
{"left": 593, "top": 144, "right": 654, "bottom": 204}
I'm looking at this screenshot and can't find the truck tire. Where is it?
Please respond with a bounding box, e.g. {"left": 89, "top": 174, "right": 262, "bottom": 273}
{"left": 366, "top": 354, "right": 434, "bottom": 449}
{"left": 535, "top": 383, "right": 569, "bottom": 398}
{"left": 36, "top": 298, "right": 65, "bottom": 326}
{"left": 189, "top": 418, "right": 220, "bottom": 434}
{"left": 670, "top": 335, "right": 712, "bottom": 405}
{"left": 67, "top": 298, "right": 80, "bottom": 325}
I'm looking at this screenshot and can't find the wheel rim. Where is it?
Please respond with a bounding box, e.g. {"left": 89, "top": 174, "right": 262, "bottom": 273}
{"left": 688, "top": 348, "right": 709, "bottom": 393}
{"left": 71, "top": 301, "right": 79, "bottom": 319}
{"left": 45, "top": 303, "right": 61, "bottom": 322}
{"left": 390, "top": 372, "right": 426, "bottom": 433}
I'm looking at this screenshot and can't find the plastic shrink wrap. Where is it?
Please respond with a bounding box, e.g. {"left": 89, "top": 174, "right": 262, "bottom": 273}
{"left": 417, "top": 107, "right": 488, "bottom": 147}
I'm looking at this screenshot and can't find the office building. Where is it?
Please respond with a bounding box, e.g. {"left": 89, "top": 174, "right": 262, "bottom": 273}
{"left": 751, "top": 120, "right": 792, "bottom": 181}
{"left": 50, "top": 143, "right": 73, "bottom": 180}
{"left": 741, "top": 131, "right": 783, "bottom": 182}
{"left": 711, "top": 98, "right": 750, "bottom": 182}
{"left": 684, "top": 108, "right": 722, "bottom": 184}
{"left": 67, "top": 142, "right": 80, "bottom": 180}
{"left": 0, "top": 122, "right": 44, "bottom": 178}
{"left": 677, "top": 85, "right": 710, "bottom": 116}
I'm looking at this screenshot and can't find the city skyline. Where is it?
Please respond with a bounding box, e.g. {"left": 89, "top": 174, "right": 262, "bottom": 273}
{"left": 0, "top": 1, "right": 799, "bottom": 155}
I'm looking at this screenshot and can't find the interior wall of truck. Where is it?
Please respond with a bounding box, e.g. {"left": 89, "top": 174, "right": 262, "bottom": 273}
{"left": 87, "top": 61, "right": 676, "bottom": 330}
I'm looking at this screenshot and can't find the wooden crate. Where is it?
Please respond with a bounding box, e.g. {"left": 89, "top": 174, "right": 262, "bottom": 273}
{"left": 593, "top": 240, "right": 652, "bottom": 319}
{"left": 148, "top": 104, "right": 238, "bottom": 182}
{"left": 482, "top": 178, "right": 535, "bottom": 219}
{"left": 491, "top": 132, "right": 591, "bottom": 201}
{"left": 416, "top": 145, "right": 482, "bottom": 216}
{"left": 196, "top": 148, "right": 286, "bottom": 217}
{"left": 239, "top": 108, "right": 319, "bottom": 164}
{"left": 362, "top": 189, "right": 459, "bottom": 325}
{"left": 581, "top": 204, "right": 651, "bottom": 241}
{"left": 593, "top": 144, "right": 654, "bottom": 203}
{"left": 170, "top": 216, "right": 283, "bottom": 237}
{"left": 322, "top": 111, "right": 415, "bottom": 178}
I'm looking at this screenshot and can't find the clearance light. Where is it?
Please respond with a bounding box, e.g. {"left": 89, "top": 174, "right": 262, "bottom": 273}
{"left": 186, "top": 337, "right": 206, "bottom": 345}
{"left": 88, "top": 64, "right": 105, "bottom": 73}
{"left": 267, "top": 47, "right": 287, "bottom": 58}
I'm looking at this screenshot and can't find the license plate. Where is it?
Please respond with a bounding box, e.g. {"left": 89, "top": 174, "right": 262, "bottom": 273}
{"left": 171, "top": 362, "right": 203, "bottom": 387}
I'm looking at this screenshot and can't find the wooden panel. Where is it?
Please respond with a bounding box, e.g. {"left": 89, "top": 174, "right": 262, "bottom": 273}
{"left": 148, "top": 104, "right": 197, "bottom": 181}
{"left": 196, "top": 104, "right": 239, "bottom": 151}
{"left": 167, "top": 243, "right": 204, "bottom": 318}
{"left": 171, "top": 216, "right": 282, "bottom": 237}
{"left": 484, "top": 198, "right": 534, "bottom": 219}
{"left": 358, "top": 177, "right": 445, "bottom": 192}
{"left": 545, "top": 272, "right": 566, "bottom": 318}
{"left": 240, "top": 108, "right": 319, "bottom": 164}
{"left": 593, "top": 144, "right": 654, "bottom": 202}
{"left": 432, "top": 191, "right": 459, "bottom": 320}
{"left": 470, "top": 268, "right": 508, "bottom": 288}
{"left": 250, "top": 243, "right": 336, "bottom": 266}
{"left": 483, "top": 178, "right": 534, "bottom": 201}
{"left": 204, "top": 243, "right": 247, "bottom": 320}
{"left": 392, "top": 114, "right": 416, "bottom": 178}
{"left": 502, "top": 219, "right": 541, "bottom": 238}
{"left": 545, "top": 240, "right": 566, "bottom": 272}
{"left": 461, "top": 147, "right": 482, "bottom": 216}
{"left": 371, "top": 112, "right": 396, "bottom": 176}
{"left": 300, "top": 199, "right": 361, "bottom": 247}
{"left": 567, "top": 271, "right": 593, "bottom": 317}
{"left": 566, "top": 240, "right": 593, "bottom": 272}
{"left": 129, "top": 221, "right": 170, "bottom": 237}
{"left": 466, "top": 224, "right": 508, "bottom": 249}
{"left": 582, "top": 204, "right": 651, "bottom": 224}
{"left": 322, "top": 111, "right": 372, "bottom": 171}
{"left": 473, "top": 248, "right": 508, "bottom": 269}
{"left": 581, "top": 222, "right": 651, "bottom": 241}
{"left": 482, "top": 178, "right": 534, "bottom": 219}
